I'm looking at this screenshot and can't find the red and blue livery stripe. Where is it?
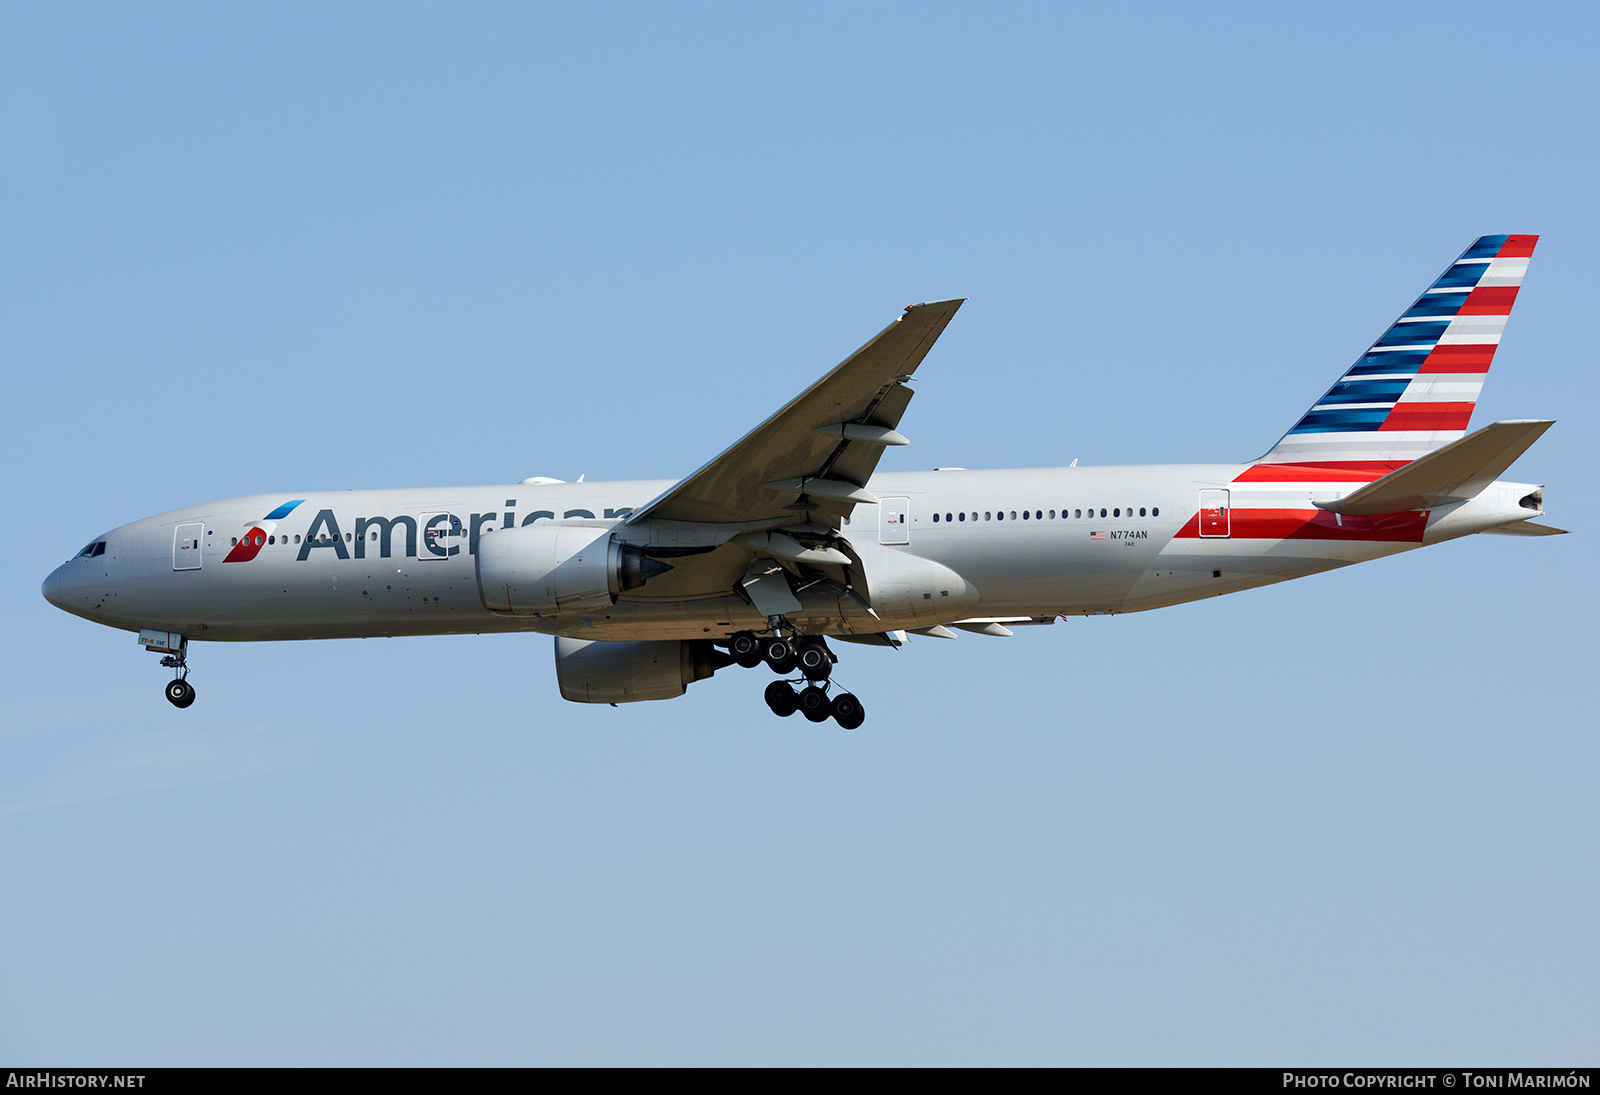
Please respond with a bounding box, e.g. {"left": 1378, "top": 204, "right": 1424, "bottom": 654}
{"left": 223, "top": 500, "right": 304, "bottom": 563}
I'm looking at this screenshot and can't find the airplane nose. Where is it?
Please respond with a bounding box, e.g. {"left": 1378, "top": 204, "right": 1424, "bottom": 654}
{"left": 42, "top": 566, "right": 65, "bottom": 610}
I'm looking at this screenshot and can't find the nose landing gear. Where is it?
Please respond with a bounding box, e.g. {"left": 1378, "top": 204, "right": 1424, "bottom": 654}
{"left": 142, "top": 630, "right": 196, "bottom": 708}
{"left": 164, "top": 677, "right": 196, "bottom": 708}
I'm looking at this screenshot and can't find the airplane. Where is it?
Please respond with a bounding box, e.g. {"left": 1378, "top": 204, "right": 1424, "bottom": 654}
{"left": 42, "top": 235, "right": 1563, "bottom": 729}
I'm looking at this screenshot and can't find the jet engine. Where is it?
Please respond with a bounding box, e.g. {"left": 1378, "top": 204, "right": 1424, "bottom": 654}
{"left": 554, "top": 636, "right": 730, "bottom": 704}
{"left": 476, "top": 525, "right": 669, "bottom": 616}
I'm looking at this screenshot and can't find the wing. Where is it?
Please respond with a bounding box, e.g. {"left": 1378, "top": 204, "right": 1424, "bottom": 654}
{"left": 627, "top": 299, "right": 964, "bottom": 528}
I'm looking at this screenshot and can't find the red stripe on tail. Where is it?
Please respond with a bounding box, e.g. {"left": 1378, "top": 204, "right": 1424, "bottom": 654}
{"left": 1379, "top": 403, "right": 1476, "bottom": 432}
{"left": 1458, "top": 286, "right": 1519, "bottom": 315}
{"left": 1234, "top": 461, "right": 1403, "bottom": 482}
{"left": 1497, "top": 235, "right": 1538, "bottom": 258}
{"left": 1418, "top": 344, "right": 1497, "bottom": 374}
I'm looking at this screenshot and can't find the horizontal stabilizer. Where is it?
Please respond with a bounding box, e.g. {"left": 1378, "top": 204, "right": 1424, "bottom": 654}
{"left": 1316, "top": 419, "right": 1553, "bottom": 515}
{"left": 1483, "top": 519, "right": 1568, "bottom": 536}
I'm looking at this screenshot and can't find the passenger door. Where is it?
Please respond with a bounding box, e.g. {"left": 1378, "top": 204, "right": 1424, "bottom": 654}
{"left": 1198, "top": 490, "right": 1230, "bottom": 538}
{"left": 173, "top": 522, "right": 205, "bottom": 570}
{"left": 879, "top": 497, "right": 911, "bottom": 545}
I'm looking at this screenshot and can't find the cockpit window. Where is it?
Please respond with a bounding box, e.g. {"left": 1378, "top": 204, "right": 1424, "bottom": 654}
{"left": 78, "top": 541, "right": 106, "bottom": 558}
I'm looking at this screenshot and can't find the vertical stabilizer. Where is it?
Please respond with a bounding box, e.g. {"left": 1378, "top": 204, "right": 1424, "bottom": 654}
{"left": 1260, "top": 235, "right": 1537, "bottom": 465}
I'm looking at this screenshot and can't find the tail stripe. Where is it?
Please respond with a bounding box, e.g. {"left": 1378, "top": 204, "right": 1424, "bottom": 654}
{"left": 1261, "top": 235, "right": 1537, "bottom": 463}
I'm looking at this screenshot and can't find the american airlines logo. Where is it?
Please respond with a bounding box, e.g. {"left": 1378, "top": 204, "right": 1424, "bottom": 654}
{"left": 224, "top": 503, "right": 636, "bottom": 563}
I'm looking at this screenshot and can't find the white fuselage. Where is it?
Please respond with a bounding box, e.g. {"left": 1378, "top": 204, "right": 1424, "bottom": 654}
{"left": 43, "top": 464, "right": 1542, "bottom": 645}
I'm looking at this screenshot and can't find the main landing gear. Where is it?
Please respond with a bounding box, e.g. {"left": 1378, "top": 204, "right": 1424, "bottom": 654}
{"left": 728, "top": 625, "right": 865, "bottom": 730}
{"left": 763, "top": 679, "right": 866, "bottom": 730}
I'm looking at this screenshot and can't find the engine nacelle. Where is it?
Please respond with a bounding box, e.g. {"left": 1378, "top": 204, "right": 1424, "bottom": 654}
{"left": 554, "top": 637, "right": 729, "bottom": 704}
{"left": 476, "top": 524, "right": 662, "bottom": 616}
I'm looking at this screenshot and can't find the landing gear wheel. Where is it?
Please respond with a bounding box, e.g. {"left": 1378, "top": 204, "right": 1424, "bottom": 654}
{"left": 795, "top": 641, "right": 832, "bottom": 681}
{"left": 165, "top": 679, "right": 196, "bottom": 709}
{"left": 830, "top": 692, "right": 864, "bottom": 730}
{"left": 762, "top": 637, "right": 796, "bottom": 675}
{"left": 798, "top": 685, "right": 831, "bottom": 723}
{"left": 730, "top": 631, "right": 763, "bottom": 669}
{"left": 764, "top": 680, "right": 799, "bottom": 717}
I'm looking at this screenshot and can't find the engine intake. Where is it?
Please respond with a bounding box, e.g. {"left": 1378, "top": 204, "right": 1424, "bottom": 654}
{"left": 476, "top": 524, "right": 668, "bottom": 616}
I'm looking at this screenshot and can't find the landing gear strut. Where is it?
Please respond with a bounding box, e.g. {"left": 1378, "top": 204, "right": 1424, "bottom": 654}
{"left": 153, "top": 635, "right": 196, "bottom": 708}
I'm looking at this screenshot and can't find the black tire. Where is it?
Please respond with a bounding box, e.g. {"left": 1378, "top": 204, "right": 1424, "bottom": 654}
{"left": 798, "top": 685, "right": 831, "bottom": 723}
{"left": 165, "top": 679, "right": 196, "bottom": 709}
{"left": 795, "top": 641, "right": 832, "bottom": 681}
{"left": 764, "top": 680, "right": 798, "bottom": 717}
{"left": 831, "top": 692, "right": 864, "bottom": 730}
{"left": 763, "top": 637, "right": 796, "bottom": 675}
{"left": 730, "top": 631, "right": 763, "bottom": 669}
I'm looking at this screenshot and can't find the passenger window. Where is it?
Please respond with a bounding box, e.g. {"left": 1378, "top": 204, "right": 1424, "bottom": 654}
{"left": 294, "top": 534, "right": 301, "bottom": 543}
{"left": 997, "top": 511, "right": 1004, "bottom": 521}
{"left": 1036, "top": 511, "right": 1042, "bottom": 520}
{"left": 985, "top": 512, "right": 992, "bottom": 521}
{"left": 1140, "top": 508, "right": 1146, "bottom": 516}
{"left": 230, "top": 537, "right": 238, "bottom": 546}
{"left": 1074, "top": 509, "right": 1081, "bottom": 518}
{"left": 1022, "top": 510, "right": 1029, "bottom": 520}
{"left": 1152, "top": 507, "right": 1159, "bottom": 517}
{"left": 1010, "top": 511, "right": 1017, "bottom": 520}
{"left": 1049, "top": 510, "right": 1056, "bottom": 519}
{"left": 1100, "top": 508, "right": 1107, "bottom": 518}
{"left": 959, "top": 512, "right": 965, "bottom": 522}
{"left": 933, "top": 513, "right": 940, "bottom": 522}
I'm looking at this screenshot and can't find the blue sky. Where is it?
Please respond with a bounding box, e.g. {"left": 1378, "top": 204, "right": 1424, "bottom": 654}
{"left": 3, "top": 2, "right": 1596, "bottom": 1064}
